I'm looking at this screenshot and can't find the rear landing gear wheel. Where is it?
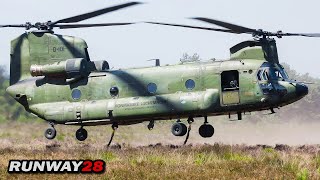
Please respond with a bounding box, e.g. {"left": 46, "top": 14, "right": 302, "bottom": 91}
{"left": 199, "top": 124, "right": 214, "bottom": 138}
{"left": 45, "top": 127, "right": 56, "bottom": 140}
{"left": 76, "top": 128, "right": 87, "bottom": 141}
{"left": 171, "top": 122, "right": 187, "bottom": 136}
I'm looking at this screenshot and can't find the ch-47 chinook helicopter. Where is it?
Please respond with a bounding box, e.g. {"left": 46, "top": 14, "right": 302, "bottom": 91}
{"left": 2, "top": 1, "right": 315, "bottom": 145}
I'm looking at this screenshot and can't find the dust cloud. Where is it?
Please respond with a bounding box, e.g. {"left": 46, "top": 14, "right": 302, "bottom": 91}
{"left": 0, "top": 113, "right": 319, "bottom": 149}
{"left": 126, "top": 117, "right": 320, "bottom": 146}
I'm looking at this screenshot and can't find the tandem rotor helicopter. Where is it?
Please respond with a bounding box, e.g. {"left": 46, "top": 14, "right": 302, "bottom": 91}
{"left": 1, "top": 2, "right": 316, "bottom": 145}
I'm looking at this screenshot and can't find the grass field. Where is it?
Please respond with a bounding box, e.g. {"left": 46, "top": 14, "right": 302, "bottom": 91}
{"left": 1, "top": 119, "right": 320, "bottom": 179}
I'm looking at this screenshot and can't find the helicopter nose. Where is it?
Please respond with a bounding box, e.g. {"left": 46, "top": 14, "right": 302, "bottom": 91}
{"left": 6, "top": 84, "right": 25, "bottom": 99}
{"left": 6, "top": 85, "right": 16, "bottom": 98}
{"left": 6, "top": 82, "right": 31, "bottom": 108}
{"left": 295, "top": 83, "right": 308, "bottom": 97}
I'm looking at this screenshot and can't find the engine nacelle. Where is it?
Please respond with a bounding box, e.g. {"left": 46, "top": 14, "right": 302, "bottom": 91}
{"left": 30, "top": 58, "right": 88, "bottom": 78}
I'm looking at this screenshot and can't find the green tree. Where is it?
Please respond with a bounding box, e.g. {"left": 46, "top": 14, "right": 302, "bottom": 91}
{"left": 180, "top": 53, "right": 201, "bottom": 63}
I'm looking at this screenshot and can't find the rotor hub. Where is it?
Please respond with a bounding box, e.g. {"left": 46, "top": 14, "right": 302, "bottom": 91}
{"left": 34, "top": 21, "right": 52, "bottom": 30}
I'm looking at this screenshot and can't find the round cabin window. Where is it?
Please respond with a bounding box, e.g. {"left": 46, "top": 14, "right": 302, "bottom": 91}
{"left": 147, "top": 83, "right": 157, "bottom": 94}
{"left": 71, "top": 89, "right": 82, "bottom": 100}
{"left": 185, "top": 79, "right": 195, "bottom": 90}
{"left": 110, "top": 86, "right": 119, "bottom": 97}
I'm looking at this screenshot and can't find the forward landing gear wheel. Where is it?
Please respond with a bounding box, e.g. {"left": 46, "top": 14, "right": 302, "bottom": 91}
{"left": 199, "top": 124, "right": 214, "bottom": 138}
{"left": 171, "top": 122, "right": 187, "bottom": 136}
{"left": 45, "top": 127, "right": 56, "bottom": 140}
{"left": 76, "top": 128, "right": 88, "bottom": 141}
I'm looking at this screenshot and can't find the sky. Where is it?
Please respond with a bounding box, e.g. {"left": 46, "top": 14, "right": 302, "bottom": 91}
{"left": 1, "top": 0, "right": 320, "bottom": 77}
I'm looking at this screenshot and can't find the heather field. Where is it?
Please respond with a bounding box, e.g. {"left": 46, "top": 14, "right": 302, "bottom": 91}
{"left": 1, "top": 119, "right": 320, "bottom": 179}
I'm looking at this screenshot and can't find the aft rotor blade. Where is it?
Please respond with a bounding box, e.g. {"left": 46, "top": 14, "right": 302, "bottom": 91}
{"left": 54, "top": 22, "right": 134, "bottom": 29}
{"left": 191, "top": 17, "right": 257, "bottom": 34}
{"left": 145, "top": 22, "right": 238, "bottom": 33}
{"left": 0, "top": 24, "right": 27, "bottom": 28}
{"left": 52, "top": 2, "right": 142, "bottom": 25}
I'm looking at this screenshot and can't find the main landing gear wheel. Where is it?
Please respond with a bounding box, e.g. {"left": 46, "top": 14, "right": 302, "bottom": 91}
{"left": 45, "top": 127, "right": 56, "bottom": 140}
{"left": 76, "top": 127, "right": 88, "bottom": 141}
{"left": 171, "top": 122, "right": 187, "bottom": 136}
{"left": 199, "top": 124, "right": 214, "bottom": 138}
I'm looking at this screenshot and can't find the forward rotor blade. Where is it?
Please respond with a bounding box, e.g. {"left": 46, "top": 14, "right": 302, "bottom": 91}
{"left": 191, "top": 17, "right": 320, "bottom": 38}
{"left": 52, "top": 2, "right": 142, "bottom": 25}
{"left": 145, "top": 22, "right": 238, "bottom": 33}
{"left": 280, "top": 33, "right": 320, "bottom": 37}
{"left": 54, "top": 22, "right": 134, "bottom": 29}
{"left": 191, "top": 17, "right": 257, "bottom": 34}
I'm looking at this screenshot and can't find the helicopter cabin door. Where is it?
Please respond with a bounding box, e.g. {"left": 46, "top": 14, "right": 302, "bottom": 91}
{"left": 221, "top": 70, "right": 240, "bottom": 105}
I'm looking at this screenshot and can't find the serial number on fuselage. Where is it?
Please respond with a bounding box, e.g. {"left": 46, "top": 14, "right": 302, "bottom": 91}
{"left": 115, "top": 100, "right": 167, "bottom": 108}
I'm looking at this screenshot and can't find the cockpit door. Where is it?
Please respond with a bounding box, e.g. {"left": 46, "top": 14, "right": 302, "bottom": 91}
{"left": 221, "top": 70, "right": 240, "bottom": 105}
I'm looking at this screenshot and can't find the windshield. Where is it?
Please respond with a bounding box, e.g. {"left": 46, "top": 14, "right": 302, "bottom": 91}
{"left": 257, "top": 68, "right": 277, "bottom": 81}
{"left": 257, "top": 63, "right": 289, "bottom": 81}
{"left": 275, "top": 67, "right": 289, "bottom": 80}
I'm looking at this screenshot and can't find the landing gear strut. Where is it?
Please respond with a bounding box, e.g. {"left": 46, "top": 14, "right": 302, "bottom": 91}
{"left": 270, "top": 108, "right": 276, "bottom": 114}
{"left": 44, "top": 122, "right": 56, "bottom": 140}
{"left": 147, "top": 120, "right": 154, "bottom": 130}
{"left": 76, "top": 127, "right": 88, "bottom": 141}
{"left": 171, "top": 120, "right": 187, "bottom": 136}
{"left": 183, "top": 116, "right": 194, "bottom": 145}
{"left": 199, "top": 116, "right": 214, "bottom": 138}
{"left": 107, "top": 123, "right": 118, "bottom": 147}
{"left": 237, "top": 112, "right": 242, "bottom": 120}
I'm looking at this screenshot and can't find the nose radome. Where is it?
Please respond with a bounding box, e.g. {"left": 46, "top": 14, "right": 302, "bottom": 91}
{"left": 296, "top": 83, "right": 308, "bottom": 97}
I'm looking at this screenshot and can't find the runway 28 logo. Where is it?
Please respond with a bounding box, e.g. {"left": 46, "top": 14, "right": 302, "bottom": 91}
{"left": 8, "top": 160, "right": 106, "bottom": 173}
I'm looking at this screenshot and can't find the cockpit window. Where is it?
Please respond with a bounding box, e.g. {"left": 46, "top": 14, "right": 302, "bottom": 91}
{"left": 85, "top": 48, "right": 90, "bottom": 61}
{"left": 275, "top": 68, "right": 289, "bottom": 80}
{"left": 257, "top": 70, "right": 262, "bottom": 81}
{"left": 275, "top": 70, "right": 283, "bottom": 79}
{"left": 265, "top": 70, "right": 270, "bottom": 80}
{"left": 257, "top": 62, "right": 289, "bottom": 81}
{"left": 257, "top": 69, "right": 270, "bottom": 81}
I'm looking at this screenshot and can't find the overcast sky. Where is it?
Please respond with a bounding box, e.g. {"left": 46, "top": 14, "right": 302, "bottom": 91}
{"left": 1, "top": 0, "right": 320, "bottom": 77}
